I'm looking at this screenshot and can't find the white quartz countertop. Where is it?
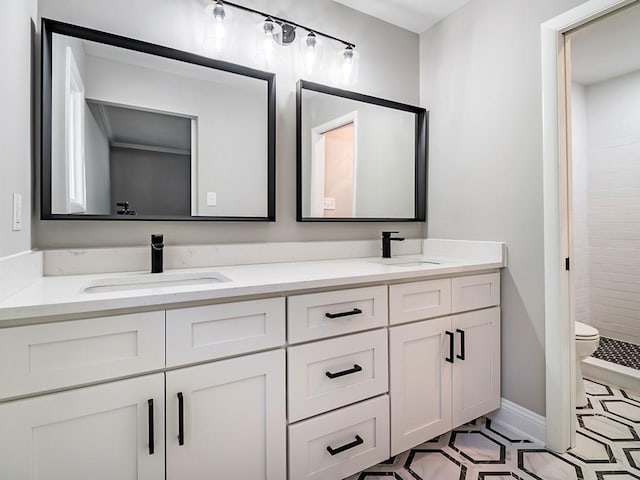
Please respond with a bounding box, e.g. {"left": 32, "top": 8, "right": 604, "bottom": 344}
{"left": 0, "top": 254, "right": 503, "bottom": 324}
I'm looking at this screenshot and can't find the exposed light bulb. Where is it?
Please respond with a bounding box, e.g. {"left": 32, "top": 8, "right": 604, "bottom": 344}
{"left": 340, "top": 45, "right": 359, "bottom": 86}
{"left": 213, "top": 2, "right": 226, "bottom": 49}
{"left": 304, "top": 32, "right": 317, "bottom": 75}
{"left": 263, "top": 18, "right": 275, "bottom": 63}
{"left": 204, "top": 0, "right": 231, "bottom": 53}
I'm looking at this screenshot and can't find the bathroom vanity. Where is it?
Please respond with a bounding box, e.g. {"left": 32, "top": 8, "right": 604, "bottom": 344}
{"left": 0, "top": 244, "right": 503, "bottom": 480}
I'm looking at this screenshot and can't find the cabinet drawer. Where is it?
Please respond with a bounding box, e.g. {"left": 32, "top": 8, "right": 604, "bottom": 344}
{"left": 289, "top": 395, "right": 390, "bottom": 480}
{"left": 389, "top": 279, "right": 451, "bottom": 325}
{"left": 166, "top": 297, "right": 285, "bottom": 367}
{"left": 0, "top": 311, "right": 165, "bottom": 400}
{"left": 288, "top": 329, "right": 388, "bottom": 422}
{"left": 451, "top": 273, "right": 500, "bottom": 313}
{"left": 288, "top": 286, "right": 388, "bottom": 343}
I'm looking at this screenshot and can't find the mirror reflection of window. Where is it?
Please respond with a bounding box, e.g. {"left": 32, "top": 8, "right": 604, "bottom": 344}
{"left": 64, "top": 47, "right": 87, "bottom": 213}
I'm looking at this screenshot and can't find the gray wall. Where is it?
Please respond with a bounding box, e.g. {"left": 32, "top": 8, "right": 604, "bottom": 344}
{"left": 110, "top": 147, "right": 191, "bottom": 216}
{"left": 0, "top": 0, "right": 36, "bottom": 258}
{"left": 34, "top": 0, "right": 422, "bottom": 248}
{"left": 419, "top": 0, "right": 587, "bottom": 416}
{"left": 84, "top": 105, "right": 111, "bottom": 214}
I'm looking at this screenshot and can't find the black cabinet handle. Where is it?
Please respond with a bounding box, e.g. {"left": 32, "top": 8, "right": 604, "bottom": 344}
{"left": 445, "top": 331, "right": 455, "bottom": 363}
{"left": 177, "top": 392, "right": 184, "bottom": 446}
{"left": 326, "top": 435, "right": 364, "bottom": 456}
{"left": 147, "top": 399, "right": 154, "bottom": 455}
{"left": 456, "top": 329, "right": 466, "bottom": 360}
{"left": 326, "top": 364, "right": 362, "bottom": 379}
{"left": 325, "top": 308, "right": 362, "bottom": 319}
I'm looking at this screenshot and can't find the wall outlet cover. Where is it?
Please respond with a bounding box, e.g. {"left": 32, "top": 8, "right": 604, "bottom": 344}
{"left": 207, "top": 192, "right": 217, "bottom": 206}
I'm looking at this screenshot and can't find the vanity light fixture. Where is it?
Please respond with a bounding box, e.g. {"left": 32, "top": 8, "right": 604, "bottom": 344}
{"left": 204, "top": 0, "right": 358, "bottom": 82}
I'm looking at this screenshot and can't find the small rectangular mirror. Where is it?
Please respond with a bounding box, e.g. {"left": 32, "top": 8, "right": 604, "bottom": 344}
{"left": 297, "top": 80, "right": 427, "bottom": 222}
{"left": 41, "top": 19, "right": 276, "bottom": 221}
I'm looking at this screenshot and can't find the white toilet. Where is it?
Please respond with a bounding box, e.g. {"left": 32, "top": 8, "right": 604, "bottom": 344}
{"left": 575, "top": 321, "right": 600, "bottom": 407}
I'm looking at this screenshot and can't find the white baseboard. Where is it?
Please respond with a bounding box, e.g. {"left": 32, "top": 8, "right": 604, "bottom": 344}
{"left": 488, "top": 398, "right": 546, "bottom": 445}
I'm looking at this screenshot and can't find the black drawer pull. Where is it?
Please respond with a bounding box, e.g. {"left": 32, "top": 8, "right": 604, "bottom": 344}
{"left": 177, "top": 392, "right": 184, "bottom": 446}
{"left": 148, "top": 399, "right": 154, "bottom": 455}
{"left": 326, "top": 364, "right": 362, "bottom": 379}
{"left": 326, "top": 435, "right": 364, "bottom": 456}
{"left": 456, "top": 329, "right": 466, "bottom": 360}
{"left": 325, "top": 308, "right": 362, "bottom": 319}
{"left": 445, "top": 331, "right": 455, "bottom": 363}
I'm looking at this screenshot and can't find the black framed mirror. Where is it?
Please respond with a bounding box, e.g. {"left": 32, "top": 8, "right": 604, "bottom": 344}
{"left": 41, "top": 18, "right": 276, "bottom": 221}
{"left": 296, "top": 80, "right": 427, "bottom": 222}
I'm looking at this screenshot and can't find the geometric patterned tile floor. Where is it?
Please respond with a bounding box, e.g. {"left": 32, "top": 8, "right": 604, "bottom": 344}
{"left": 348, "top": 379, "right": 640, "bottom": 480}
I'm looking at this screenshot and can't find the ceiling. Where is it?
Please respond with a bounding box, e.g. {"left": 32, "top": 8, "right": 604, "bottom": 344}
{"left": 570, "top": 2, "right": 640, "bottom": 85}
{"left": 332, "top": 0, "right": 473, "bottom": 33}
{"left": 87, "top": 102, "right": 192, "bottom": 154}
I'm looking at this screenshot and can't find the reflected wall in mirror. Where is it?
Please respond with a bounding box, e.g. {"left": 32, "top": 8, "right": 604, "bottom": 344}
{"left": 297, "top": 81, "right": 427, "bottom": 222}
{"left": 42, "top": 19, "right": 276, "bottom": 221}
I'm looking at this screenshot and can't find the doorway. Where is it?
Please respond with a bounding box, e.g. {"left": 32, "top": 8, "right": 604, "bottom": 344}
{"left": 542, "top": 0, "right": 639, "bottom": 453}
{"left": 310, "top": 112, "right": 358, "bottom": 218}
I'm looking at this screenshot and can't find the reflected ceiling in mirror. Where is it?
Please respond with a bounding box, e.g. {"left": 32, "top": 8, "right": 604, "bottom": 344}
{"left": 296, "top": 81, "right": 427, "bottom": 222}
{"left": 41, "top": 19, "right": 275, "bottom": 221}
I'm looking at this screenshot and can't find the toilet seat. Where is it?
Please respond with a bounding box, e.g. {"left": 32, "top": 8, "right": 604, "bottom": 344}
{"left": 575, "top": 322, "right": 599, "bottom": 340}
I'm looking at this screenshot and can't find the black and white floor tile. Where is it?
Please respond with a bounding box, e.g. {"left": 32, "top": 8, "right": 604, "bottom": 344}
{"left": 592, "top": 338, "right": 640, "bottom": 371}
{"left": 348, "top": 379, "right": 640, "bottom": 480}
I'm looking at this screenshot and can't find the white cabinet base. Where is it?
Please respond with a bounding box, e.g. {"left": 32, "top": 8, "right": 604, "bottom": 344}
{"left": 452, "top": 307, "right": 501, "bottom": 426}
{"left": 289, "top": 395, "right": 390, "bottom": 480}
{"left": 0, "top": 374, "right": 165, "bottom": 480}
{"left": 390, "top": 317, "right": 452, "bottom": 455}
{"left": 166, "top": 349, "right": 286, "bottom": 480}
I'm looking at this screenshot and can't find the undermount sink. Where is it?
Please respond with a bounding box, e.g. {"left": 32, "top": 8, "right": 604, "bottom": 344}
{"left": 372, "top": 258, "right": 441, "bottom": 268}
{"left": 83, "top": 271, "right": 231, "bottom": 293}
{"left": 386, "top": 260, "right": 440, "bottom": 267}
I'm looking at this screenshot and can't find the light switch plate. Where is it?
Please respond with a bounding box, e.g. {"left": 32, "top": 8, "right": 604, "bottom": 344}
{"left": 323, "top": 197, "right": 336, "bottom": 210}
{"left": 207, "top": 192, "right": 217, "bottom": 206}
{"left": 12, "top": 193, "right": 22, "bottom": 231}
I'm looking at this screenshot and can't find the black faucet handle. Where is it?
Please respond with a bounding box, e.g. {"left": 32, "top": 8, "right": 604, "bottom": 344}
{"left": 382, "top": 231, "right": 405, "bottom": 241}
{"left": 151, "top": 234, "right": 164, "bottom": 248}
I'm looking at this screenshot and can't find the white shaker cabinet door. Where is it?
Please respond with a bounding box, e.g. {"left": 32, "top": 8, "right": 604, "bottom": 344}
{"left": 452, "top": 307, "right": 501, "bottom": 426}
{"left": 166, "top": 349, "right": 286, "bottom": 480}
{"left": 389, "top": 316, "right": 453, "bottom": 456}
{"left": 0, "top": 373, "right": 165, "bottom": 480}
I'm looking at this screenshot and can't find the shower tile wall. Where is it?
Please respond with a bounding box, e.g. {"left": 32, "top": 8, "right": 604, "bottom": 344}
{"left": 571, "top": 71, "right": 640, "bottom": 345}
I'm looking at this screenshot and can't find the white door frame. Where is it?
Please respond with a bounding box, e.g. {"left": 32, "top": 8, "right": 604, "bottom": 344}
{"left": 541, "top": 0, "right": 636, "bottom": 452}
{"left": 310, "top": 111, "right": 359, "bottom": 217}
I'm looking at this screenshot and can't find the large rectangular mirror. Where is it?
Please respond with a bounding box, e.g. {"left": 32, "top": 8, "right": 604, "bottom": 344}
{"left": 297, "top": 80, "right": 427, "bottom": 222}
{"left": 41, "top": 19, "right": 275, "bottom": 221}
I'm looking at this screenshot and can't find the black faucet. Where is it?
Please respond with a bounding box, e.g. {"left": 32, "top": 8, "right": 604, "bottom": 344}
{"left": 116, "top": 201, "right": 136, "bottom": 215}
{"left": 382, "top": 231, "right": 405, "bottom": 258}
{"left": 151, "top": 234, "right": 164, "bottom": 273}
